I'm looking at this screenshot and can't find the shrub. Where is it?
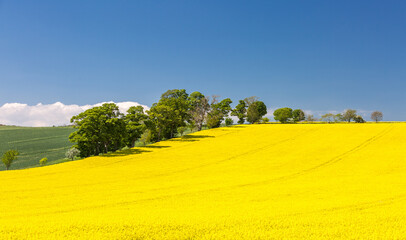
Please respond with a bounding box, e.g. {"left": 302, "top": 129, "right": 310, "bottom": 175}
{"left": 354, "top": 115, "right": 366, "bottom": 123}
{"left": 121, "top": 146, "right": 130, "bottom": 151}
{"left": 66, "top": 147, "right": 80, "bottom": 161}
{"left": 140, "top": 129, "right": 152, "bottom": 146}
{"left": 39, "top": 157, "right": 48, "bottom": 166}
{"left": 261, "top": 117, "right": 270, "bottom": 123}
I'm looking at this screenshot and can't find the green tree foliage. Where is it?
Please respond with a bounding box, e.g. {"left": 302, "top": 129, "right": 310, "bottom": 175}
{"left": 177, "top": 126, "right": 187, "bottom": 136}
{"left": 354, "top": 115, "right": 366, "bottom": 123}
{"left": 273, "top": 108, "right": 293, "bottom": 123}
{"left": 147, "top": 89, "right": 190, "bottom": 141}
{"left": 140, "top": 129, "right": 152, "bottom": 146}
{"left": 321, "top": 113, "right": 335, "bottom": 123}
{"left": 69, "top": 103, "right": 126, "bottom": 157}
{"left": 225, "top": 118, "right": 233, "bottom": 126}
{"left": 125, "top": 106, "right": 147, "bottom": 147}
{"left": 206, "top": 97, "right": 232, "bottom": 128}
{"left": 188, "top": 92, "right": 210, "bottom": 131}
{"left": 231, "top": 100, "right": 247, "bottom": 124}
{"left": 371, "top": 111, "right": 383, "bottom": 123}
{"left": 65, "top": 147, "right": 80, "bottom": 161}
{"left": 334, "top": 113, "right": 343, "bottom": 122}
{"left": 342, "top": 109, "right": 357, "bottom": 123}
{"left": 261, "top": 117, "right": 269, "bottom": 123}
{"left": 247, "top": 101, "right": 267, "bottom": 124}
{"left": 147, "top": 104, "right": 175, "bottom": 141}
{"left": 292, "top": 109, "right": 305, "bottom": 123}
{"left": 39, "top": 157, "right": 48, "bottom": 166}
{"left": 2, "top": 150, "right": 19, "bottom": 170}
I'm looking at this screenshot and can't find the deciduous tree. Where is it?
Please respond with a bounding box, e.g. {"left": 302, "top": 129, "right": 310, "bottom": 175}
{"left": 69, "top": 103, "right": 126, "bottom": 157}
{"left": 292, "top": 109, "right": 305, "bottom": 123}
{"left": 321, "top": 113, "right": 335, "bottom": 123}
{"left": 66, "top": 147, "right": 80, "bottom": 161}
{"left": 148, "top": 89, "right": 190, "bottom": 140}
{"left": 2, "top": 150, "right": 19, "bottom": 170}
{"left": 206, "top": 97, "right": 232, "bottom": 128}
{"left": 247, "top": 101, "right": 267, "bottom": 124}
{"left": 125, "top": 106, "right": 147, "bottom": 147}
{"left": 188, "top": 92, "right": 210, "bottom": 131}
{"left": 225, "top": 118, "right": 233, "bottom": 126}
{"left": 231, "top": 100, "right": 247, "bottom": 124}
{"left": 140, "top": 129, "right": 152, "bottom": 146}
{"left": 342, "top": 109, "right": 357, "bottom": 123}
{"left": 273, "top": 108, "right": 293, "bottom": 123}
{"left": 371, "top": 111, "right": 383, "bottom": 123}
{"left": 306, "top": 114, "right": 316, "bottom": 122}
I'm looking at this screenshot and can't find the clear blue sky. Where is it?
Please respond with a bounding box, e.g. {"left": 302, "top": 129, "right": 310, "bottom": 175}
{"left": 0, "top": 1, "right": 405, "bottom": 120}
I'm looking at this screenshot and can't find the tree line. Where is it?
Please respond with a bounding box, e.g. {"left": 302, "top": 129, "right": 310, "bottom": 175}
{"left": 69, "top": 89, "right": 268, "bottom": 157}
{"left": 272, "top": 108, "right": 383, "bottom": 124}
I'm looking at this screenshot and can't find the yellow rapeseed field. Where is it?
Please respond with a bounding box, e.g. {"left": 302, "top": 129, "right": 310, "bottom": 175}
{"left": 0, "top": 123, "right": 405, "bottom": 239}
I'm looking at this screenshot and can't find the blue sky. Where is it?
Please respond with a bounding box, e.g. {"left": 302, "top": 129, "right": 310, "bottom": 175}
{"left": 0, "top": 0, "right": 405, "bottom": 121}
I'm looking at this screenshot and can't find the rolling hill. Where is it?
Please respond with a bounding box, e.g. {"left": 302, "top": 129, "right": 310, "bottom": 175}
{"left": 0, "top": 123, "right": 405, "bottom": 239}
{"left": 0, "top": 126, "right": 75, "bottom": 170}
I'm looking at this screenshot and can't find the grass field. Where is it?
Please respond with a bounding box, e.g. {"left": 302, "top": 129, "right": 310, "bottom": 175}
{"left": 0, "top": 126, "right": 75, "bottom": 170}
{"left": 0, "top": 123, "right": 405, "bottom": 239}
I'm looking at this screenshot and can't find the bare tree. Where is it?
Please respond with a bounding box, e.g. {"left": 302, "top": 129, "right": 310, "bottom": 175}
{"left": 371, "top": 111, "right": 383, "bottom": 123}
{"left": 305, "top": 114, "right": 316, "bottom": 122}
{"left": 188, "top": 92, "right": 210, "bottom": 131}
{"left": 243, "top": 96, "right": 258, "bottom": 106}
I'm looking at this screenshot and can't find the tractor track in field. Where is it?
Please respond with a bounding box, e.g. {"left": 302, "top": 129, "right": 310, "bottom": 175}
{"left": 282, "top": 193, "right": 406, "bottom": 218}
{"left": 219, "top": 124, "right": 396, "bottom": 190}
{"left": 125, "top": 123, "right": 396, "bottom": 196}
{"left": 121, "top": 127, "right": 320, "bottom": 180}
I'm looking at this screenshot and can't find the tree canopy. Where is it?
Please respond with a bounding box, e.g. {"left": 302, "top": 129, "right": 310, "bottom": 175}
{"left": 69, "top": 103, "right": 126, "bottom": 157}
{"left": 371, "top": 111, "right": 383, "bottom": 123}
{"left": 342, "top": 109, "right": 357, "bottom": 123}
{"left": 2, "top": 150, "right": 19, "bottom": 170}
{"left": 292, "top": 109, "right": 305, "bottom": 123}
{"left": 273, "top": 108, "right": 293, "bottom": 123}
{"left": 206, "top": 97, "right": 232, "bottom": 128}
{"left": 231, "top": 100, "right": 247, "bottom": 124}
{"left": 246, "top": 101, "right": 267, "bottom": 124}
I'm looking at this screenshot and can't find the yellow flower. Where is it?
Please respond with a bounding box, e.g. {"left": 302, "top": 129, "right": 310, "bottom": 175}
{"left": 0, "top": 123, "right": 405, "bottom": 239}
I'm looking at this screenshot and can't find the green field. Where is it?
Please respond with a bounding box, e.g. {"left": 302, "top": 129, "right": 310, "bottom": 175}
{"left": 0, "top": 126, "right": 75, "bottom": 170}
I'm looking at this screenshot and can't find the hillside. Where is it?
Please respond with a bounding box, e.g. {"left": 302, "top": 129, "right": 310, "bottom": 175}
{"left": 0, "top": 126, "right": 75, "bottom": 170}
{"left": 0, "top": 123, "right": 405, "bottom": 239}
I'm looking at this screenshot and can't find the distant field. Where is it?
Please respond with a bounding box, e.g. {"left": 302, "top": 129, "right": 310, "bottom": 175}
{"left": 0, "top": 126, "right": 75, "bottom": 170}
{"left": 0, "top": 123, "right": 405, "bottom": 239}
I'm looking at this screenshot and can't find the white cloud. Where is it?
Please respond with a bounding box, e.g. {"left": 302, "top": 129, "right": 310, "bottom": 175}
{"left": 0, "top": 101, "right": 149, "bottom": 127}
